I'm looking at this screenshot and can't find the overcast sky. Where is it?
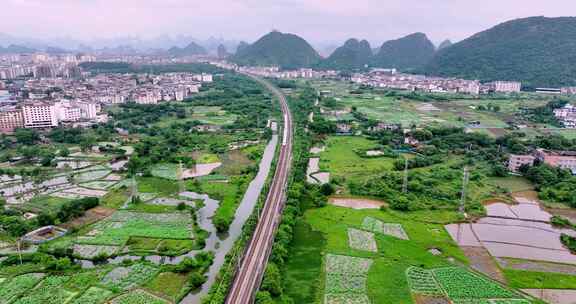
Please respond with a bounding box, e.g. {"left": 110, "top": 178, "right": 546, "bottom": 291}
{"left": 2, "top": 0, "right": 575, "bottom": 46}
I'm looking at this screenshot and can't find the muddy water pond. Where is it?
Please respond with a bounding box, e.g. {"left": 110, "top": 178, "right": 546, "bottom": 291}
{"left": 446, "top": 200, "right": 576, "bottom": 265}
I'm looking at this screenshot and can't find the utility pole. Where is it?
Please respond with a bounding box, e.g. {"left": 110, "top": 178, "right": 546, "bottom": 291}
{"left": 178, "top": 160, "right": 184, "bottom": 194}
{"left": 459, "top": 166, "right": 470, "bottom": 215}
{"left": 17, "top": 239, "right": 22, "bottom": 265}
{"left": 402, "top": 157, "right": 409, "bottom": 194}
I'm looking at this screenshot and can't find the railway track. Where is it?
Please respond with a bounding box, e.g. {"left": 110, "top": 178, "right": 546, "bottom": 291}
{"left": 225, "top": 74, "right": 293, "bottom": 304}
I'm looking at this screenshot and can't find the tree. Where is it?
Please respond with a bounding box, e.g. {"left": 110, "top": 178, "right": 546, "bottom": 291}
{"left": 261, "top": 263, "right": 283, "bottom": 297}
{"left": 255, "top": 291, "right": 275, "bottom": 304}
{"left": 14, "top": 128, "right": 39, "bottom": 145}
{"left": 320, "top": 183, "right": 335, "bottom": 196}
{"left": 188, "top": 272, "right": 207, "bottom": 289}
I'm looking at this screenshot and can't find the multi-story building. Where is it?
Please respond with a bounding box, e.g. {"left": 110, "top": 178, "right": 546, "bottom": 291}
{"left": 0, "top": 109, "right": 24, "bottom": 133}
{"left": 55, "top": 101, "right": 82, "bottom": 122}
{"left": 507, "top": 154, "right": 536, "bottom": 173}
{"left": 535, "top": 149, "right": 576, "bottom": 175}
{"left": 554, "top": 104, "right": 576, "bottom": 128}
{"left": 22, "top": 101, "right": 58, "bottom": 128}
{"left": 490, "top": 81, "right": 522, "bottom": 93}
{"left": 73, "top": 101, "right": 99, "bottom": 119}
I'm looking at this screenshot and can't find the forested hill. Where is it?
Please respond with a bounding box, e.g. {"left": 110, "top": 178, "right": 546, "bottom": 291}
{"left": 423, "top": 16, "right": 576, "bottom": 88}
{"left": 168, "top": 42, "right": 207, "bottom": 57}
{"left": 232, "top": 31, "right": 321, "bottom": 69}
{"left": 372, "top": 33, "right": 436, "bottom": 70}
{"left": 317, "top": 38, "right": 372, "bottom": 71}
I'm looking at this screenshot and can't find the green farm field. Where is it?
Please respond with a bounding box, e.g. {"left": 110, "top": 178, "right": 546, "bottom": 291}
{"left": 282, "top": 205, "right": 469, "bottom": 303}
{"left": 318, "top": 136, "right": 395, "bottom": 191}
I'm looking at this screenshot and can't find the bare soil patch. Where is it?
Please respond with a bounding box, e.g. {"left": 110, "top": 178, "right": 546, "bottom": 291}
{"left": 61, "top": 206, "right": 114, "bottom": 229}
{"left": 522, "top": 289, "right": 576, "bottom": 304}
{"left": 462, "top": 246, "right": 506, "bottom": 283}
{"left": 413, "top": 294, "right": 450, "bottom": 304}
{"left": 329, "top": 197, "right": 386, "bottom": 209}
{"left": 496, "top": 257, "right": 576, "bottom": 275}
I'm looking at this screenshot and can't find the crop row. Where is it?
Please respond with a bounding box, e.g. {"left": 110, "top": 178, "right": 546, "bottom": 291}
{"left": 324, "top": 294, "right": 371, "bottom": 304}
{"left": 13, "top": 275, "right": 77, "bottom": 304}
{"left": 0, "top": 273, "right": 44, "bottom": 304}
{"left": 347, "top": 228, "right": 377, "bottom": 252}
{"left": 405, "top": 267, "right": 443, "bottom": 296}
{"left": 110, "top": 289, "right": 169, "bottom": 304}
{"left": 79, "top": 211, "right": 193, "bottom": 246}
{"left": 71, "top": 287, "right": 113, "bottom": 304}
{"left": 325, "top": 254, "right": 373, "bottom": 275}
{"left": 325, "top": 274, "right": 367, "bottom": 294}
{"left": 362, "top": 217, "right": 409, "bottom": 240}
{"left": 101, "top": 263, "right": 158, "bottom": 291}
{"left": 432, "top": 267, "right": 518, "bottom": 300}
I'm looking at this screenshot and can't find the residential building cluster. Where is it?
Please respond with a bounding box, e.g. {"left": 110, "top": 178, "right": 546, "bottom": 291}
{"left": 210, "top": 61, "right": 339, "bottom": 79}
{"left": 0, "top": 53, "right": 95, "bottom": 80}
{"left": 554, "top": 104, "right": 576, "bottom": 128}
{"left": 508, "top": 149, "right": 576, "bottom": 174}
{"left": 351, "top": 70, "right": 522, "bottom": 95}
{"left": 0, "top": 62, "right": 212, "bottom": 133}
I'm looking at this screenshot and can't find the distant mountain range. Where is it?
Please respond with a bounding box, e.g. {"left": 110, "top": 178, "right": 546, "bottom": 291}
{"left": 4, "top": 15, "right": 576, "bottom": 87}
{"left": 0, "top": 33, "right": 239, "bottom": 55}
{"left": 423, "top": 16, "right": 576, "bottom": 88}
{"left": 167, "top": 42, "right": 207, "bottom": 56}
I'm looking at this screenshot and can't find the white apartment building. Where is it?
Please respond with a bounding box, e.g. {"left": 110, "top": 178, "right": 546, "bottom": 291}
{"left": 73, "top": 101, "right": 99, "bottom": 119}
{"left": 554, "top": 104, "right": 576, "bottom": 128}
{"left": 491, "top": 81, "right": 522, "bottom": 93}
{"left": 0, "top": 109, "right": 24, "bottom": 134}
{"left": 55, "top": 102, "right": 82, "bottom": 122}
{"left": 22, "top": 102, "right": 58, "bottom": 128}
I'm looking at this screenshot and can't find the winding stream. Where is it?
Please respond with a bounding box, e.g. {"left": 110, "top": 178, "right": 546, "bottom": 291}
{"left": 180, "top": 133, "right": 277, "bottom": 303}
{"left": 77, "top": 134, "right": 277, "bottom": 302}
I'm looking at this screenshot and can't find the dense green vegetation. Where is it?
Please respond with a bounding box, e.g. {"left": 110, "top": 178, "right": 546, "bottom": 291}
{"left": 0, "top": 197, "right": 98, "bottom": 238}
{"left": 317, "top": 38, "right": 372, "bottom": 71}
{"left": 372, "top": 32, "right": 436, "bottom": 70}
{"left": 232, "top": 31, "right": 321, "bottom": 69}
{"left": 424, "top": 16, "right": 576, "bottom": 88}
{"left": 79, "top": 62, "right": 224, "bottom": 75}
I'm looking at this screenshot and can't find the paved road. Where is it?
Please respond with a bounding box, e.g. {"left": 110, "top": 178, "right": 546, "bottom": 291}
{"left": 225, "top": 74, "right": 293, "bottom": 304}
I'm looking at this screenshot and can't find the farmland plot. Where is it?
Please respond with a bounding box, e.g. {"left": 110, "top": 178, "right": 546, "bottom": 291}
{"left": 110, "top": 289, "right": 169, "bottom": 304}
{"left": 0, "top": 273, "right": 44, "bottom": 304}
{"left": 325, "top": 294, "right": 371, "bottom": 304}
{"left": 347, "top": 228, "right": 377, "bottom": 252}
{"left": 81, "top": 181, "right": 117, "bottom": 190}
{"left": 324, "top": 254, "right": 373, "bottom": 304}
{"left": 432, "top": 267, "right": 521, "bottom": 301}
{"left": 13, "top": 275, "right": 77, "bottom": 304}
{"left": 151, "top": 163, "right": 179, "bottom": 180}
{"left": 325, "top": 254, "right": 373, "bottom": 275}
{"left": 406, "top": 267, "right": 530, "bottom": 303}
{"left": 362, "top": 217, "right": 409, "bottom": 240}
{"left": 75, "top": 170, "right": 111, "bottom": 182}
{"left": 405, "top": 267, "right": 443, "bottom": 296}
{"left": 78, "top": 211, "right": 192, "bottom": 246}
{"left": 101, "top": 263, "right": 158, "bottom": 290}
{"left": 70, "top": 287, "right": 113, "bottom": 304}
{"left": 73, "top": 244, "right": 120, "bottom": 259}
